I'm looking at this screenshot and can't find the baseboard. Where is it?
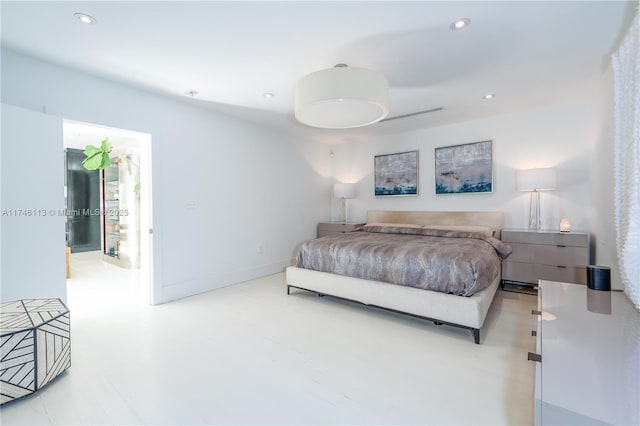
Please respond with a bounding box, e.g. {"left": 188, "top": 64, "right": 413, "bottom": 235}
{"left": 157, "top": 258, "right": 295, "bottom": 304}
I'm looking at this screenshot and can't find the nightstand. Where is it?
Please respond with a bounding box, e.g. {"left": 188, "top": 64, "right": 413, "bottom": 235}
{"left": 501, "top": 229, "right": 589, "bottom": 287}
{"left": 317, "top": 222, "right": 364, "bottom": 238}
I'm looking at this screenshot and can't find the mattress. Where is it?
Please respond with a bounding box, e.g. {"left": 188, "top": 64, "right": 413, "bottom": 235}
{"left": 296, "top": 225, "right": 512, "bottom": 296}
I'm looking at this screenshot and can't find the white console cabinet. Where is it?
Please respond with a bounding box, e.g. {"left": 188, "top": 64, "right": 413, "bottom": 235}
{"left": 533, "top": 281, "right": 639, "bottom": 425}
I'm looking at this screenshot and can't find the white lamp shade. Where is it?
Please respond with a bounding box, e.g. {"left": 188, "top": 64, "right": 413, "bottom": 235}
{"left": 516, "top": 168, "right": 557, "bottom": 191}
{"left": 295, "top": 66, "right": 389, "bottom": 129}
{"left": 334, "top": 183, "right": 356, "bottom": 199}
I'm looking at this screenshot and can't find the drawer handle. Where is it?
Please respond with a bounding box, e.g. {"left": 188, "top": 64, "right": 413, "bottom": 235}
{"left": 556, "top": 265, "right": 567, "bottom": 269}
{"left": 528, "top": 352, "right": 542, "bottom": 362}
{"left": 556, "top": 244, "right": 566, "bottom": 248}
{"left": 532, "top": 310, "right": 542, "bottom": 316}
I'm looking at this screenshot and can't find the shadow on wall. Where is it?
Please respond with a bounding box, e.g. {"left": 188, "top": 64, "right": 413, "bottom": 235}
{"left": 551, "top": 153, "right": 591, "bottom": 230}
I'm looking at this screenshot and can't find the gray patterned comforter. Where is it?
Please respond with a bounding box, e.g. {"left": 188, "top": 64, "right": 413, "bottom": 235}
{"left": 297, "top": 226, "right": 512, "bottom": 296}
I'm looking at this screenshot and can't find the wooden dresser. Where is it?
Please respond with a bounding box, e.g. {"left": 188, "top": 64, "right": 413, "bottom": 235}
{"left": 501, "top": 229, "right": 589, "bottom": 287}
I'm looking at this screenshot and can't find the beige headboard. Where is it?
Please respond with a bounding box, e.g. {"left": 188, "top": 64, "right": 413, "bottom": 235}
{"left": 366, "top": 210, "right": 505, "bottom": 238}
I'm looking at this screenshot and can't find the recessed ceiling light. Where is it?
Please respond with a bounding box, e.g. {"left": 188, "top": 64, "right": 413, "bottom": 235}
{"left": 263, "top": 93, "right": 275, "bottom": 99}
{"left": 483, "top": 93, "right": 496, "bottom": 100}
{"left": 185, "top": 90, "right": 198, "bottom": 97}
{"left": 74, "top": 13, "right": 96, "bottom": 25}
{"left": 450, "top": 18, "right": 470, "bottom": 30}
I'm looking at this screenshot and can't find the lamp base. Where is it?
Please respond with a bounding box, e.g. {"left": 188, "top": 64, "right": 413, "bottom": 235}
{"left": 339, "top": 198, "right": 347, "bottom": 223}
{"left": 528, "top": 190, "right": 541, "bottom": 231}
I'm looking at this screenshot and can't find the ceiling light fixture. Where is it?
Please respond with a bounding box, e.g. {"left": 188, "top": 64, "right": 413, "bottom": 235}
{"left": 74, "top": 13, "right": 96, "bottom": 25}
{"left": 263, "top": 93, "right": 275, "bottom": 99}
{"left": 483, "top": 94, "right": 496, "bottom": 100}
{"left": 294, "top": 64, "right": 389, "bottom": 129}
{"left": 450, "top": 18, "right": 470, "bottom": 30}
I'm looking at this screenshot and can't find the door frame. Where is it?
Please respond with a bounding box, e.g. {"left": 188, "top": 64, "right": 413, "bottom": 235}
{"left": 63, "top": 120, "right": 154, "bottom": 305}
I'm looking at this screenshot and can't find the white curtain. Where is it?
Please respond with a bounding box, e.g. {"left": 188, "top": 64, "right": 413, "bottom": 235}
{"left": 612, "top": 2, "right": 640, "bottom": 311}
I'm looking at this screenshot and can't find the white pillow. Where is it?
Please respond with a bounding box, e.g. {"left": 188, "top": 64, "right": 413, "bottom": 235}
{"left": 422, "top": 225, "right": 495, "bottom": 238}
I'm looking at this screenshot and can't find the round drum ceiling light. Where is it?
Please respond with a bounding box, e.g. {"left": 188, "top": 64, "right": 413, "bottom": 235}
{"left": 294, "top": 64, "right": 389, "bottom": 129}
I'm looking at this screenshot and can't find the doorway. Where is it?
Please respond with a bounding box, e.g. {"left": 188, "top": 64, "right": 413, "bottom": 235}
{"left": 63, "top": 120, "right": 153, "bottom": 305}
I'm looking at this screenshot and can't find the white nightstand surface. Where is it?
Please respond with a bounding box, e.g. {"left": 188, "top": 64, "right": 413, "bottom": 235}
{"left": 536, "top": 281, "right": 640, "bottom": 425}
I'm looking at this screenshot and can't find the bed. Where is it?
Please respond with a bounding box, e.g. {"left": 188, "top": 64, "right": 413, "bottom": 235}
{"left": 285, "top": 210, "right": 509, "bottom": 343}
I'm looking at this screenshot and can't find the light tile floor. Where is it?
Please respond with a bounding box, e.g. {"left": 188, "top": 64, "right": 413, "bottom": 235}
{"left": 1, "top": 252, "right": 537, "bottom": 425}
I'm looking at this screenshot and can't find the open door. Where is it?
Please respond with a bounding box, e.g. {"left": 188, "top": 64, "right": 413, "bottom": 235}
{"left": 1, "top": 104, "right": 66, "bottom": 302}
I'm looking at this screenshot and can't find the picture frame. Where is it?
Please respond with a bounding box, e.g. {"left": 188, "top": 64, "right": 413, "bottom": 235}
{"left": 374, "top": 150, "right": 418, "bottom": 196}
{"left": 434, "top": 140, "right": 492, "bottom": 194}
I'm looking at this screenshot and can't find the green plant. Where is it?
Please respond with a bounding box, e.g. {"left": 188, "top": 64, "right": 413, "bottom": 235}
{"left": 82, "top": 138, "right": 112, "bottom": 170}
{"left": 82, "top": 137, "right": 140, "bottom": 197}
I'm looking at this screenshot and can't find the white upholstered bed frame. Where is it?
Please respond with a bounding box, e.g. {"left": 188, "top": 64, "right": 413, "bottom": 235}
{"left": 285, "top": 211, "right": 505, "bottom": 344}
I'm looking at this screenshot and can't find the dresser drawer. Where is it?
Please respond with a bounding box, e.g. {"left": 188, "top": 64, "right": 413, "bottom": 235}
{"left": 317, "top": 222, "right": 364, "bottom": 238}
{"left": 508, "top": 243, "right": 588, "bottom": 267}
{"left": 502, "top": 230, "right": 588, "bottom": 247}
{"left": 319, "top": 223, "right": 355, "bottom": 233}
{"left": 502, "top": 261, "right": 587, "bottom": 284}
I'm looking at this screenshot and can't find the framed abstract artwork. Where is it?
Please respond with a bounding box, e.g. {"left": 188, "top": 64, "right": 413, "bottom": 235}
{"left": 435, "top": 140, "right": 492, "bottom": 194}
{"left": 374, "top": 150, "right": 418, "bottom": 196}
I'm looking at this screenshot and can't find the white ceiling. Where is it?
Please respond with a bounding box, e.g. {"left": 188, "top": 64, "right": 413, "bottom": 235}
{"left": 1, "top": 1, "right": 634, "bottom": 144}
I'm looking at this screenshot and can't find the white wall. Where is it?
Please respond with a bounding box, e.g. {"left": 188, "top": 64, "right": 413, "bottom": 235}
{"left": 332, "top": 101, "right": 593, "bottom": 232}
{"left": 1, "top": 104, "right": 67, "bottom": 302}
{"left": 1, "top": 49, "right": 331, "bottom": 304}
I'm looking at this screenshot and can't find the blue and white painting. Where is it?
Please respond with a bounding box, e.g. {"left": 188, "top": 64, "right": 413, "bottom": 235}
{"left": 375, "top": 151, "right": 418, "bottom": 196}
{"left": 435, "top": 141, "right": 492, "bottom": 194}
